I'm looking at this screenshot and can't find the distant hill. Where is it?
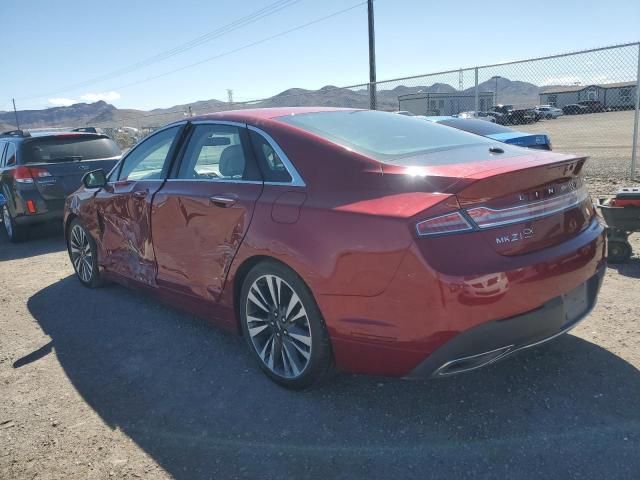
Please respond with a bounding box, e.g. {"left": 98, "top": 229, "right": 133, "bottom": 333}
{"left": 4, "top": 77, "right": 543, "bottom": 130}
{"left": 464, "top": 77, "right": 540, "bottom": 107}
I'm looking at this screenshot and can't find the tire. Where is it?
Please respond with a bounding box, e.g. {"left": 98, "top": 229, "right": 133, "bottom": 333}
{"left": 545, "top": 114, "right": 553, "bottom": 119}
{"left": 239, "top": 260, "right": 334, "bottom": 390}
{"left": 2, "top": 205, "right": 28, "bottom": 243}
{"left": 607, "top": 240, "right": 632, "bottom": 264}
{"left": 67, "top": 219, "right": 103, "bottom": 288}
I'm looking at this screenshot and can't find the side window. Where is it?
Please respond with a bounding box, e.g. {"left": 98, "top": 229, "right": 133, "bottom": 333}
{"left": 177, "top": 124, "right": 251, "bottom": 180}
{"left": 249, "top": 130, "right": 292, "bottom": 183}
{"left": 118, "top": 126, "right": 181, "bottom": 181}
{"left": 5, "top": 144, "right": 17, "bottom": 166}
{"left": 0, "top": 142, "right": 6, "bottom": 167}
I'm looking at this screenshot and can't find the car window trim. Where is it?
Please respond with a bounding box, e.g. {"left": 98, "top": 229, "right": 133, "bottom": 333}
{"left": 168, "top": 120, "right": 264, "bottom": 185}
{"left": 111, "top": 121, "right": 188, "bottom": 183}
{"left": 246, "top": 125, "right": 306, "bottom": 187}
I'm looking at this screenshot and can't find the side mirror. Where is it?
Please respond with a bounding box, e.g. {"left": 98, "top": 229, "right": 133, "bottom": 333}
{"left": 82, "top": 169, "right": 108, "bottom": 189}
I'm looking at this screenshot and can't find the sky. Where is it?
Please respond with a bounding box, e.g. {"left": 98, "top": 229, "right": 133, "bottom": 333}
{"left": 1, "top": 0, "right": 639, "bottom": 112}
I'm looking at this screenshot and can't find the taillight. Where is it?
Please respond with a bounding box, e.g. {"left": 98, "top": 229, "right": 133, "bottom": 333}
{"left": 12, "top": 166, "right": 52, "bottom": 184}
{"left": 416, "top": 184, "right": 590, "bottom": 236}
{"left": 416, "top": 211, "right": 473, "bottom": 236}
{"left": 13, "top": 166, "right": 35, "bottom": 184}
{"left": 30, "top": 167, "right": 53, "bottom": 179}
{"left": 467, "top": 185, "right": 589, "bottom": 229}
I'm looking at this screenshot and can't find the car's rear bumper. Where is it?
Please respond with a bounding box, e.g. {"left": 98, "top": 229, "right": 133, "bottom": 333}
{"left": 321, "top": 216, "right": 606, "bottom": 377}
{"left": 14, "top": 209, "right": 63, "bottom": 226}
{"left": 404, "top": 265, "right": 605, "bottom": 378}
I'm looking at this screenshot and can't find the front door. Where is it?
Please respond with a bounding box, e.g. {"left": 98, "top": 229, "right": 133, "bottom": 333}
{"left": 152, "top": 122, "right": 263, "bottom": 301}
{"left": 94, "top": 124, "right": 184, "bottom": 284}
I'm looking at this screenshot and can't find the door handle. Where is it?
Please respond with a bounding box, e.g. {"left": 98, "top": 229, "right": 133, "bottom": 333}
{"left": 209, "top": 195, "right": 236, "bottom": 208}
{"left": 132, "top": 190, "right": 147, "bottom": 200}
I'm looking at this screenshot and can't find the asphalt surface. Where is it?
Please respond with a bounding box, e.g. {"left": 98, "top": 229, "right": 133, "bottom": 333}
{"left": 1, "top": 222, "right": 640, "bottom": 479}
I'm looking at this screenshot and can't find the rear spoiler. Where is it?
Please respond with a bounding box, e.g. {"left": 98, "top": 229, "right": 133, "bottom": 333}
{"left": 1, "top": 129, "right": 30, "bottom": 138}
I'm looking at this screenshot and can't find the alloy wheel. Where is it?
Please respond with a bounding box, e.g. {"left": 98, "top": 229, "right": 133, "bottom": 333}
{"left": 70, "top": 224, "right": 94, "bottom": 283}
{"left": 245, "top": 274, "right": 312, "bottom": 379}
{"left": 2, "top": 206, "right": 12, "bottom": 238}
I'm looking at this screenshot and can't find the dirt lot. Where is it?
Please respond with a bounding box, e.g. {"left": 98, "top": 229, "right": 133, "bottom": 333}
{"left": 1, "top": 113, "right": 640, "bottom": 478}
{"left": 518, "top": 110, "right": 640, "bottom": 196}
{"left": 1, "top": 219, "right": 639, "bottom": 479}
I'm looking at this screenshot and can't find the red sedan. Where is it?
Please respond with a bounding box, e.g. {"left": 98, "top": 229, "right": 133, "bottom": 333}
{"left": 64, "top": 108, "right": 606, "bottom": 389}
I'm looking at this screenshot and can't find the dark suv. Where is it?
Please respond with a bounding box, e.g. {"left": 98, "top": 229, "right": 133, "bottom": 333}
{"left": 0, "top": 129, "right": 120, "bottom": 241}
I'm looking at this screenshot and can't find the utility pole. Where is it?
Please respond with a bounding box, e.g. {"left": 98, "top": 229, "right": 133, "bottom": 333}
{"left": 367, "top": 0, "right": 377, "bottom": 110}
{"left": 12, "top": 98, "right": 20, "bottom": 130}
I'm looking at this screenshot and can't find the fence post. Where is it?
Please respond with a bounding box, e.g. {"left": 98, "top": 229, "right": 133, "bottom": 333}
{"left": 631, "top": 43, "right": 640, "bottom": 180}
{"left": 474, "top": 67, "right": 479, "bottom": 113}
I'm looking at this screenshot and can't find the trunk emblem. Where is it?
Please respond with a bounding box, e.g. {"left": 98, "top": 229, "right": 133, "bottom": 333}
{"left": 496, "top": 227, "right": 534, "bottom": 245}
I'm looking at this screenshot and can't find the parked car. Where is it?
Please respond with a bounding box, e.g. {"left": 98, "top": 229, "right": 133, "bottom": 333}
{"left": 577, "top": 100, "right": 606, "bottom": 113}
{"left": 64, "top": 108, "right": 605, "bottom": 389}
{"left": 422, "top": 117, "right": 552, "bottom": 150}
{"left": 562, "top": 104, "right": 588, "bottom": 115}
{"left": 489, "top": 104, "right": 537, "bottom": 125}
{"left": 456, "top": 111, "right": 496, "bottom": 122}
{"left": 535, "top": 105, "right": 563, "bottom": 119}
{"left": 0, "top": 129, "right": 120, "bottom": 242}
{"left": 72, "top": 127, "right": 104, "bottom": 134}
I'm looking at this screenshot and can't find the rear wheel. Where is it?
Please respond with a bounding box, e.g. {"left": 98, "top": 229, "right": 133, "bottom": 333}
{"left": 2, "top": 205, "right": 28, "bottom": 243}
{"left": 607, "top": 239, "right": 632, "bottom": 264}
{"left": 240, "top": 260, "right": 333, "bottom": 390}
{"left": 68, "top": 219, "right": 103, "bottom": 288}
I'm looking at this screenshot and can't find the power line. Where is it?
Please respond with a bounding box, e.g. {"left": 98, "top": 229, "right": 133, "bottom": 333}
{"left": 19, "top": 0, "right": 303, "bottom": 101}
{"left": 104, "top": 2, "right": 367, "bottom": 93}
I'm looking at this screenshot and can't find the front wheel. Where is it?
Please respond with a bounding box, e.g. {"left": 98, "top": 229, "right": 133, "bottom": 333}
{"left": 68, "top": 219, "right": 103, "bottom": 288}
{"left": 240, "top": 261, "right": 333, "bottom": 390}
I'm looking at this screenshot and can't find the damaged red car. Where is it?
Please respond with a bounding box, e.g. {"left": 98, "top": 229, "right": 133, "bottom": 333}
{"left": 64, "top": 108, "right": 606, "bottom": 389}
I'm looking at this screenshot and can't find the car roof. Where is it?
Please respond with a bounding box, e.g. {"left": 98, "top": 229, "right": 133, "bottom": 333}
{"left": 188, "top": 107, "right": 360, "bottom": 125}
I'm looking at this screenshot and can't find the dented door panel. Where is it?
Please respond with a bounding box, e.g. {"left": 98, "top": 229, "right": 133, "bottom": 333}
{"left": 151, "top": 180, "right": 263, "bottom": 301}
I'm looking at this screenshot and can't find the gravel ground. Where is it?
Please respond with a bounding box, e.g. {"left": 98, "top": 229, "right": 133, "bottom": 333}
{"left": 1, "top": 219, "right": 639, "bottom": 480}
{"left": 517, "top": 110, "right": 640, "bottom": 196}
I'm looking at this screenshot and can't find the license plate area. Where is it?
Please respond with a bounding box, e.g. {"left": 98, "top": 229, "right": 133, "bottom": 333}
{"left": 562, "top": 281, "right": 589, "bottom": 323}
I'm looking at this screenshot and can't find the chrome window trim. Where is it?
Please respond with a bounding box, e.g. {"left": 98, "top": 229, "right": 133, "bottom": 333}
{"left": 165, "top": 178, "right": 263, "bottom": 185}
{"left": 247, "top": 125, "right": 306, "bottom": 187}
{"left": 190, "top": 120, "right": 247, "bottom": 128}
{"left": 174, "top": 120, "right": 254, "bottom": 184}
{"left": 115, "top": 121, "right": 188, "bottom": 181}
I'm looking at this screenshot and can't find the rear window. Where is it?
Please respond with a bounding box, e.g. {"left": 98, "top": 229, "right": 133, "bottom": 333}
{"left": 22, "top": 136, "right": 120, "bottom": 163}
{"left": 277, "top": 110, "right": 493, "bottom": 164}
{"left": 437, "top": 118, "right": 514, "bottom": 136}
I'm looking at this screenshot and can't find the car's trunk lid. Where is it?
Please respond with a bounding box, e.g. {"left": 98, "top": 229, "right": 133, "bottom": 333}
{"left": 22, "top": 134, "right": 121, "bottom": 200}
{"left": 383, "top": 150, "right": 594, "bottom": 256}
{"left": 28, "top": 158, "right": 120, "bottom": 199}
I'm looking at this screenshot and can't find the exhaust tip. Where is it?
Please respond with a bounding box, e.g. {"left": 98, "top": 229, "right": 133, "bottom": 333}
{"left": 434, "top": 345, "right": 513, "bottom": 377}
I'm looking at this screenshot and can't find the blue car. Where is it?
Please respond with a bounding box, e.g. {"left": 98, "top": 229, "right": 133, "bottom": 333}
{"left": 422, "top": 116, "right": 552, "bottom": 150}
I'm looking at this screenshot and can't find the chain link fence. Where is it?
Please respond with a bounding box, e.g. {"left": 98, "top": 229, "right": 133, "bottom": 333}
{"left": 78, "top": 42, "right": 639, "bottom": 193}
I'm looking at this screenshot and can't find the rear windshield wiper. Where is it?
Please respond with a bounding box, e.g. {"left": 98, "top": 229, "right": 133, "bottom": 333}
{"left": 48, "top": 156, "right": 84, "bottom": 162}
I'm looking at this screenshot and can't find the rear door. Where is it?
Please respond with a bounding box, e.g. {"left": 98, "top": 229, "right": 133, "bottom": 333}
{"left": 151, "top": 121, "right": 263, "bottom": 301}
{"left": 93, "top": 124, "right": 185, "bottom": 284}
{"left": 21, "top": 134, "right": 121, "bottom": 200}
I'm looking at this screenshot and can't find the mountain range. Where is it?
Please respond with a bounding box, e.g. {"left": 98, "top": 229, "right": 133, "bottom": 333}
{"left": 1, "top": 77, "right": 544, "bottom": 130}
